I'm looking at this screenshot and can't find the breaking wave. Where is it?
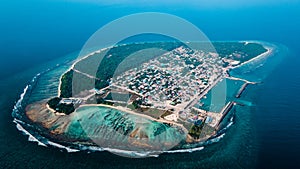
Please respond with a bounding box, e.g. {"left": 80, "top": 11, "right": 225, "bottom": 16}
{"left": 163, "top": 146, "right": 204, "bottom": 154}
{"left": 13, "top": 119, "right": 47, "bottom": 147}
{"left": 206, "top": 133, "right": 226, "bottom": 144}
{"left": 11, "top": 65, "right": 234, "bottom": 158}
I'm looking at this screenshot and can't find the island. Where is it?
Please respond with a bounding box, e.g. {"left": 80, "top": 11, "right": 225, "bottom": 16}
{"left": 25, "top": 41, "right": 272, "bottom": 154}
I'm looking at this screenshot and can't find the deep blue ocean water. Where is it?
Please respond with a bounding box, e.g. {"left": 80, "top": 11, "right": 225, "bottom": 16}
{"left": 0, "top": 1, "right": 300, "bottom": 168}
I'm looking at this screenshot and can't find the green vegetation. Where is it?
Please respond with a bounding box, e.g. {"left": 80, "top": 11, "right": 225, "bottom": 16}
{"left": 47, "top": 97, "right": 75, "bottom": 115}
{"left": 188, "top": 118, "right": 215, "bottom": 139}
{"left": 58, "top": 41, "right": 267, "bottom": 100}
{"left": 132, "top": 99, "right": 142, "bottom": 109}
{"left": 60, "top": 70, "right": 73, "bottom": 98}
{"left": 213, "top": 42, "right": 267, "bottom": 62}
{"left": 189, "top": 125, "right": 202, "bottom": 139}
{"left": 198, "top": 125, "right": 215, "bottom": 138}
{"left": 141, "top": 108, "right": 166, "bottom": 119}
{"left": 160, "top": 110, "right": 173, "bottom": 118}
{"left": 60, "top": 69, "right": 97, "bottom": 98}
{"left": 188, "top": 122, "right": 205, "bottom": 139}
{"left": 55, "top": 103, "right": 75, "bottom": 115}
{"left": 127, "top": 104, "right": 136, "bottom": 110}
{"left": 93, "top": 42, "right": 183, "bottom": 89}
{"left": 59, "top": 42, "right": 183, "bottom": 98}
{"left": 104, "top": 92, "right": 131, "bottom": 102}
{"left": 96, "top": 97, "right": 114, "bottom": 106}
{"left": 126, "top": 103, "right": 166, "bottom": 119}
{"left": 47, "top": 97, "right": 61, "bottom": 108}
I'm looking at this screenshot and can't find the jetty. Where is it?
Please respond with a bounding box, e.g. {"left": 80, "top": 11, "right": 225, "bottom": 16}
{"left": 216, "top": 101, "right": 234, "bottom": 128}
{"left": 236, "top": 83, "right": 248, "bottom": 98}
{"left": 226, "top": 76, "right": 256, "bottom": 84}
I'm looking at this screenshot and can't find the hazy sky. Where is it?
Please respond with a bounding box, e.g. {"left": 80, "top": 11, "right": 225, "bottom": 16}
{"left": 65, "top": 0, "right": 299, "bottom": 8}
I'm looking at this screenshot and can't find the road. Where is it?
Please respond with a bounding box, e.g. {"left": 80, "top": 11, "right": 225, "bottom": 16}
{"left": 183, "top": 75, "right": 223, "bottom": 110}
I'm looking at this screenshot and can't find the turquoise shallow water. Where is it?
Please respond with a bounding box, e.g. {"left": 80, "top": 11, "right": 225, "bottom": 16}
{"left": 0, "top": 33, "right": 295, "bottom": 168}
{"left": 229, "top": 42, "right": 285, "bottom": 83}
{"left": 8, "top": 41, "right": 286, "bottom": 166}
{"left": 2, "top": 40, "right": 292, "bottom": 168}
{"left": 67, "top": 106, "right": 186, "bottom": 153}
{"left": 1, "top": 1, "right": 300, "bottom": 167}
{"left": 196, "top": 78, "right": 245, "bottom": 112}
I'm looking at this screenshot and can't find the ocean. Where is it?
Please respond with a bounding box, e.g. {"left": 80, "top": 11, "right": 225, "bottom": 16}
{"left": 0, "top": 1, "right": 300, "bottom": 168}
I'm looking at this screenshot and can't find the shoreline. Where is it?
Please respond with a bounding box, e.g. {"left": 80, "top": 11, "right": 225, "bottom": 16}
{"left": 57, "top": 47, "right": 112, "bottom": 97}
{"left": 22, "top": 40, "right": 275, "bottom": 152}
{"left": 57, "top": 41, "right": 272, "bottom": 97}
{"left": 53, "top": 40, "right": 273, "bottom": 141}
{"left": 233, "top": 46, "right": 273, "bottom": 69}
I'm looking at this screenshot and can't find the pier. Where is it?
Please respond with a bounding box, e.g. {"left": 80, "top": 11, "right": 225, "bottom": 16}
{"left": 226, "top": 76, "right": 256, "bottom": 84}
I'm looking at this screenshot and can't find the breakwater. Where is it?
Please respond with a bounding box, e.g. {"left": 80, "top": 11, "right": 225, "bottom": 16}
{"left": 216, "top": 101, "right": 234, "bottom": 128}
{"left": 236, "top": 83, "right": 248, "bottom": 98}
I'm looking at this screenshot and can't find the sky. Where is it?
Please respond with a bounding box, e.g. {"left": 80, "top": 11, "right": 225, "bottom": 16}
{"left": 65, "top": 0, "right": 299, "bottom": 8}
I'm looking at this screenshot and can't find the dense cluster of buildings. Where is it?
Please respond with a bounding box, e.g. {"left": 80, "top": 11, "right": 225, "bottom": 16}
{"left": 111, "top": 46, "right": 224, "bottom": 110}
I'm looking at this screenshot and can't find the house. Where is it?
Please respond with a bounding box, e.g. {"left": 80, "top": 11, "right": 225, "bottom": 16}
{"left": 60, "top": 99, "right": 73, "bottom": 104}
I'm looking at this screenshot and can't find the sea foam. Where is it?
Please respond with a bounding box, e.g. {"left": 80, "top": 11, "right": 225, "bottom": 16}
{"left": 11, "top": 68, "right": 231, "bottom": 157}
{"left": 13, "top": 119, "right": 47, "bottom": 147}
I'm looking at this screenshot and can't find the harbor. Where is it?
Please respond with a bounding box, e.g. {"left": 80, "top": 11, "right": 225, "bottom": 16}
{"left": 197, "top": 77, "right": 256, "bottom": 130}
